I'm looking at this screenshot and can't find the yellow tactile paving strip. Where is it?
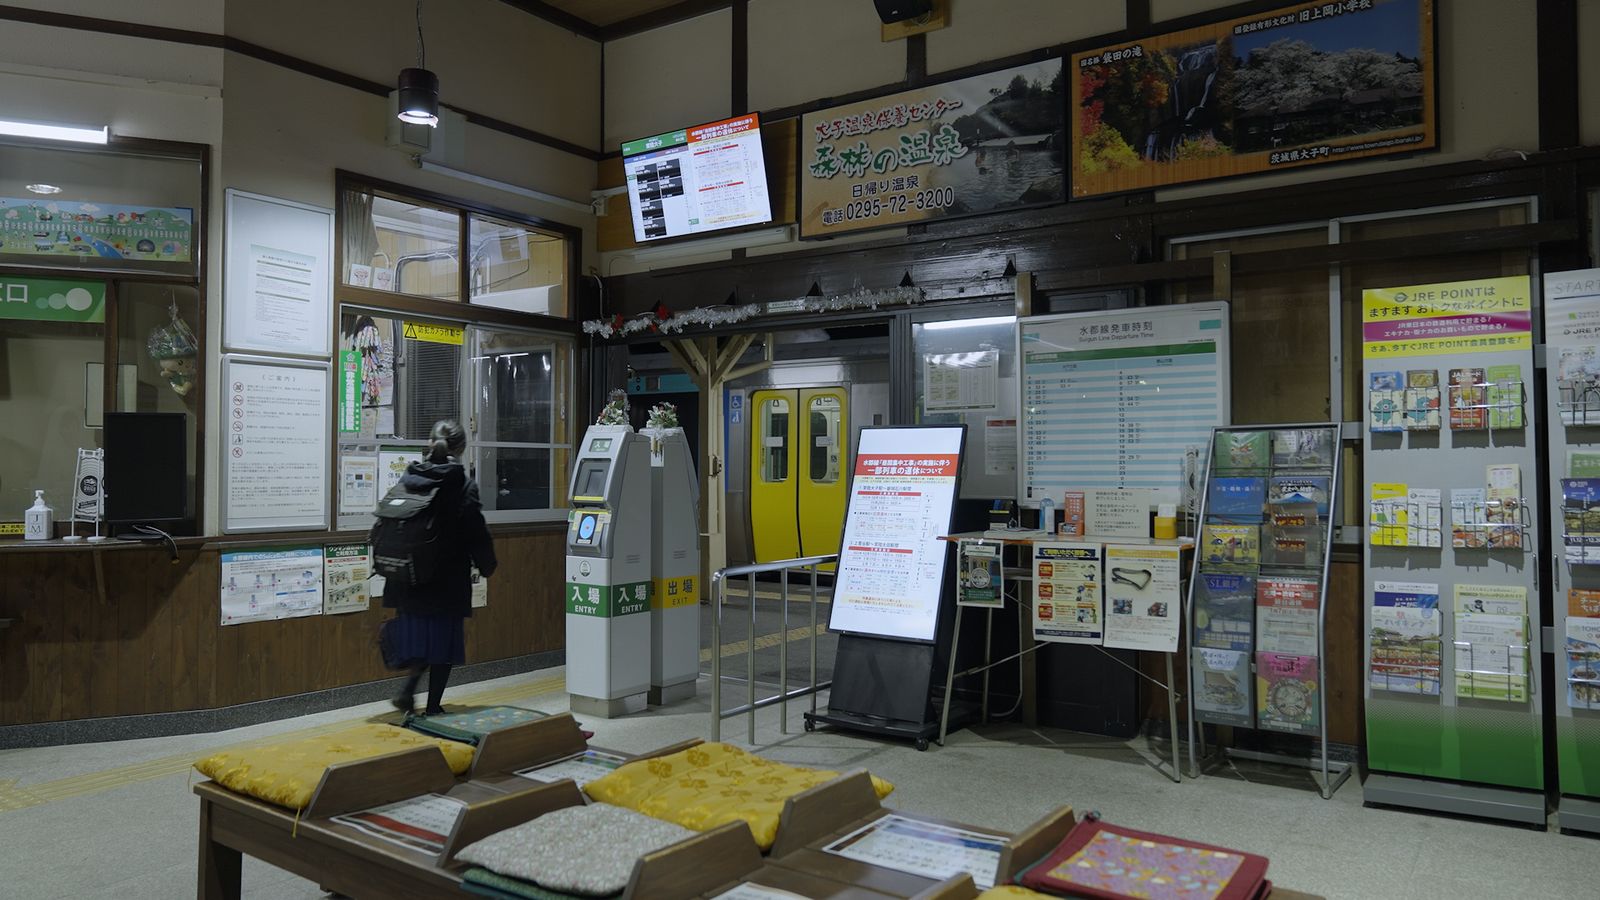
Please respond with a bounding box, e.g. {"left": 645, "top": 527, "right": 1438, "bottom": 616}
{"left": 0, "top": 672, "right": 566, "bottom": 813}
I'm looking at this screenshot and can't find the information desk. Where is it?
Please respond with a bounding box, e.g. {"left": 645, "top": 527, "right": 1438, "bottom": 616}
{"left": 938, "top": 532, "right": 1195, "bottom": 781}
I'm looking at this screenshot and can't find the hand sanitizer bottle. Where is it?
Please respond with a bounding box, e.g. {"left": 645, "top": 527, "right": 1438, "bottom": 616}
{"left": 1038, "top": 496, "right": 1055, "bottom": 534}
{"left": 24, "top": 489, "right": 53, "bottom": 541}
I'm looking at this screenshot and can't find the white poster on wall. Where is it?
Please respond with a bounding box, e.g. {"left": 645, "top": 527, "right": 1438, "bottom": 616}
{"left": 224, "top": 190, "right": 333, "bottom": 357}
{"left": 828, "top": 426, "right": 966, "bottom": 643}
{"left": 222, "top": 355, "right": 330, "bottom": 533}
{"left": 1102, "top": 544, "right": 1184, "bottom": 652}
{"left": 220, "top": 547, "right": 324, "bottom": 625}
{"left": 924, "top": 350, "right": 998, "bottom": 413}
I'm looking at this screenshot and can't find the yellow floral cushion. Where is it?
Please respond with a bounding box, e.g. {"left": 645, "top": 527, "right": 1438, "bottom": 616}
{"left": 194, "top": 723, "right": 475, "bottom": 810}
{"left": 581, "top": 741, "right": 893, "bottom": 850}
{"left": 978, "top": 888, "right": 1048, "bottom": 898}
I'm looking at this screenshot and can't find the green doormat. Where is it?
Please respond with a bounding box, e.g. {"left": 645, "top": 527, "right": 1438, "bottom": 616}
{"left": 404, "top": 705, "right": 550, "bottom": 745}
{"left": 461, "top": 868, "right": 587, "bottom": 900}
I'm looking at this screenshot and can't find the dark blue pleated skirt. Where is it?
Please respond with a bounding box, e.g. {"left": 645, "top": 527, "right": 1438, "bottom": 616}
{"left": 388, "top": 613, "right": 466, "bottom": 666}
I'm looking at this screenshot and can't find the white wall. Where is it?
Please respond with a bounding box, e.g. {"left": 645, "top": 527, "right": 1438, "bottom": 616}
{"left": 0, "top": 0, "right": 224, "bottom": 32}
{"left": 226, "top": 0, "right": 602, "bottom": 153}
{"left": 748, "top": 0, "right": 904, "bottom": 111}
{"left": 604, "top": 10, "right": 732, "bottom": 149}
{"left": 927, "top": 0, "right": 1124, "bottom": 73}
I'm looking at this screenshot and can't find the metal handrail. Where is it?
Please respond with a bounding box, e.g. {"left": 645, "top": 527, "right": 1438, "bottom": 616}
{"left": 710, "top": 554, "right": 837, "bottom": 743}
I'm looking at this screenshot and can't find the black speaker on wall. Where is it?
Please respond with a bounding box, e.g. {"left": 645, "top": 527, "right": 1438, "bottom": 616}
{"left": 874, "top": 0, "right": 932, "bottom": 24}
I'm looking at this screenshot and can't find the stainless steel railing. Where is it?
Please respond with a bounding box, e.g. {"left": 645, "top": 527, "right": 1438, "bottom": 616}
{"left": 709, "top": 555, "right": 836, "bottom": 743}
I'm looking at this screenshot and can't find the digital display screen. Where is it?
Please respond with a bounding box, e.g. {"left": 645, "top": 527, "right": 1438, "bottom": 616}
{"left": 589, "top": 438, "right": 612, "bottom": 452}
{"left": 622, "top": 114, "right": 772, "bottom": 243}
{"left": 574, "top": 459, "right": 610, "bottom": 498}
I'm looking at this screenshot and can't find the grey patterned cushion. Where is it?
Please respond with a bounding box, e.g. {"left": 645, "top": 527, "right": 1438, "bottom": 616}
{"left": 456, "top": 802, "right": 695, "bottom": 896}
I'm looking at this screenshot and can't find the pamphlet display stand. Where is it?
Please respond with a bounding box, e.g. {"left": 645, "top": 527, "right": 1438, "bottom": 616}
{"left": 1359, "top": 276, "right": 1545, "bottom": 825}
{"left": 1543, "top": 269, "right": 1600, "bottom": 835}
{"left": 1185, "top": 423, "right": 1348, "bottom": 798}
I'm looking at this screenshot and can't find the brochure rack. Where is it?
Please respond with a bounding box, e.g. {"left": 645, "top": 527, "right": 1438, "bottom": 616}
{"left": 1544, "top": 270, "right": 1600, "bottom": 836}
{"left": 1361, "top": 275, "right": 1545, "bottom": 826}
{"left": 1185, "top": 423, "right": 1348, "bottom": 798}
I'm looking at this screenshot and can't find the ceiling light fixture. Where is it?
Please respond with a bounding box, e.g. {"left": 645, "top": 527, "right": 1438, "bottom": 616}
{"left": 396, "top": 0, "right": 439, "bottom": 128}
{"left": 25, "top": 183, "right": 62, "bottom": 195}
{"left": 0, "top": 118, "right": 108, "bottom": 144}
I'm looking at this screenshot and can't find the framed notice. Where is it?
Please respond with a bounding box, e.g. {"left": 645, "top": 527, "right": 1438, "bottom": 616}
{"left": 1019, "top": 304, "right": 1230, "bottom": 509}
{"left": 224, "top": 189, "right": 334, "bottom": 357}
{"left": 220, "top": 546, "right": 324, "bottom": 625}
{"left": 1070, "top": 0, "right": 1436, "bottom": 199}
{"left": 221, "top": 354, "right": 331, "bottom": 533}
{"left": 800, "top": 58, "right": 1065, "bottom": 238}
{"left": 828, "top": 426, "right": 967, "bottom": 643}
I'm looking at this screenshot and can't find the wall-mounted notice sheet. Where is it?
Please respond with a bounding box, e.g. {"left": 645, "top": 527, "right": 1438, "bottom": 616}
{"left": 223, "top": 190, "right": 333, "bottom": 356}
{"left": 220, "top": 547, "right": 323, "bottom": 625}
{"left": 829, "top": 426, "right": 966, "bottom": 643}
{"left": 1032, "top": 542, "right": 1103, "bottom": 644}
{"left": 1020, "top": 304, "right": 1229, "bottom": 509}
{"left": 222, "top": 355, "right": 330, "bottom": 533}
{"left": 323, "top": 543, "right": 372, "bottom": 615}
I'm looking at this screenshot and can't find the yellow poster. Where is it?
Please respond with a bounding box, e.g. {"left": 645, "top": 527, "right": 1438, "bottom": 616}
{"left": 1361, "top": 276, "right": 1531, "bottom": 359}
{"left": 403, "top": 321, "right": 464, "bottom": 345}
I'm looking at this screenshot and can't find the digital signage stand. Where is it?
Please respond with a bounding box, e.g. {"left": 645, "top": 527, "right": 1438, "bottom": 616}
{"left": 805, "top": 425, "right": 967, "bottom": 750}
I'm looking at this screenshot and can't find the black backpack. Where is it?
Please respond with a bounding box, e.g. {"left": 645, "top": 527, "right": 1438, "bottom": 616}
{"left": 370, "top": 478, "right": 451, "bottom": 587}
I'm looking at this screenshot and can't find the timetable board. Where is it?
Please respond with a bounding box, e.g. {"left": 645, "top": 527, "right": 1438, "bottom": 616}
{"left": 1019, "top": 304, "right": 1230, "bottom": 508}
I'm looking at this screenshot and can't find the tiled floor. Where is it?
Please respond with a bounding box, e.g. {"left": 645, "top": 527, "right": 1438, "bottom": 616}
{"left": 0, "top": 665, "right": 1593, "bottom": 899}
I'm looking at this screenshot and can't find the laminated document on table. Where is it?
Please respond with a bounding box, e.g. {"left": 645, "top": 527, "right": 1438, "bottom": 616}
{"left": 330, "top": 793, "right": 465, "bottom": 855}
{"left": 823, "top": 814, "right": 1007, "bottom": 890}
{"left": 514, "top": 749, "right": 628, "bottom": 788}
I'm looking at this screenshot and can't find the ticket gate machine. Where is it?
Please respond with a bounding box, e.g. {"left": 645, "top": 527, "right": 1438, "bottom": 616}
{"left": 643, "top": 428, "right": 700, "bottom": 705}
{"left": 565, "top": 425, "right": 654, "bottom": 717}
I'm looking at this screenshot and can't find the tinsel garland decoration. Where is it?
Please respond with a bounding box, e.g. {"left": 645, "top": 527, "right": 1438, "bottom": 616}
{"left": 582, "top": 285, "right": 926, "bottom": 339}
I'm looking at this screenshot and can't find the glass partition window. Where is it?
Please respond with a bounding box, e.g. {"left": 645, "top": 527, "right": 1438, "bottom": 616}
{"left": 469, "top": 215, "right": 569, "bottom": 318}
{"left": 0, "top": 316, "right": 105, "bottom": 518}
{"left": 340, "top": 185, "right": 574, "bottom": 318}
{"left": 336, "top": 308, "right": 572, "bottom": 526}
{"left": 0, "top": 140, "right": 201, "bottom": 278}
{"left": 808, "top": 395, "right": 842, "bottom": 484}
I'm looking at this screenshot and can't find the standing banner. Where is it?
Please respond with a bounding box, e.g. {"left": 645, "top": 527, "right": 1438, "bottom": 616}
{"left": 828, "top": 426, "right": 967, "bottom": 643}
{"left": 1070, "top": 0, "right": 1436, "bottom": 199}
{"left": 800, "top": 59, "right": 1064, "bottom": 238}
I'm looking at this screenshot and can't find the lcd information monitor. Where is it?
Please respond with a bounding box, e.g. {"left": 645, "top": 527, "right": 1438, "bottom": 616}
{"left": 621, "top": 114, "right": 773, "bottom": 243}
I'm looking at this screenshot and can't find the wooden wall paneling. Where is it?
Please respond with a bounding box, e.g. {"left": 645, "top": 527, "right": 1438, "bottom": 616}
{"left": 58, "top": 552, "right": 97, "bottom": 721}
{"left": 1323, "top": 560, "right": 1362, "bottom": 747}
{"left": 35, "top": 555, "right": 66, "bottom": 722}
{"left": 0, "top": 556, "right": 9, "bottom": 724}
{"left": 213, "top": 599, "right": 246, "bottom": 708}
{"left": 111, "top": 550, "right": 154, "bottom": 714}
{"left": 141, "top": 555, "right": 180, "bottom": 713}
{"left": 87, "top": 552, "right": 123, "bottom": 718}
{"left": 0, "top": 554, "right": 29, "bottom": 724}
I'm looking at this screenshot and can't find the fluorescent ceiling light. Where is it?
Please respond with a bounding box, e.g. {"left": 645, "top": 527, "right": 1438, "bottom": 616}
{"left": 0, "top": 118, "right": 108, "bottom": 144}
{"left": 25, "top": 183, "right": 61, "bottom": 195}
{"left": 921, "top": 315, "right": 1016, "bottom": 331}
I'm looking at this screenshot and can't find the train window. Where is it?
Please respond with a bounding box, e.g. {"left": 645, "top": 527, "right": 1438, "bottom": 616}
{"left": 808, "top": 397, "right": 841, "bottom": 484}
{"left": 761, "top": 397, "right": 790, "bottom": 482}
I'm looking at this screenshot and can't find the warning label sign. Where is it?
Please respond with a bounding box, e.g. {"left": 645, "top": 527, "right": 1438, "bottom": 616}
{"left": 403, "top": 321, "right": 464, "bottom": 345}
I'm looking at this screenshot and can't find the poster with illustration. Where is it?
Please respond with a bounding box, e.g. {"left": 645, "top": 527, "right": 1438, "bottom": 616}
{"left": 1071, "top": 0, "right": 1435, "bottom": 198}
{"left": 800, "top": 59, "right": 1065, "bottom": 237}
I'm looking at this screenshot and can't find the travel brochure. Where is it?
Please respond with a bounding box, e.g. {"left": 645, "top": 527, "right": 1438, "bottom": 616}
{"left": 1207, "top": 477, "right": 1265, "bottom": 518}
{"left": 1447, "top": 367, "right": 1486, "bottom": 430}
{"left": 1561, "top": 479, "right": 1600, "bottom": 565}
{"left": 1270, "top": 428, "right": 1335, "bottom": 470}
{"left": 1450, "top": 488, "right": 1488, "bottom": 549}
{"left": 1201, "top": 523, "right": 1259, "bottom": 569}
{"left": 1452, "top": 584, "right": 1529, "bottom": 703}
{"left": 1256, "top": 576, "right": 1319, "bottom": 657}
{"left": 1263, "top": 502, "right": 1321, "bottom": 568}
{"left": 1212, "top": 431, "right": 1270, "bottom": 473}
{"left": 1193, "top": 647, "right": 1252, "bottom": 727}
{"left": 1485, "top": 463, "right": 1524, "bottom": 550}
{"left": 1403, "top": 369, "right": 1440, "bottom": 431}
{"left": 1368, "top": 371, "right": 1404, "bottom": 433}
{"left": 1256, "top": 651, "right": 1319, "bottom": 735}
{"left": 1557, "top": 344, "right": 1600, "bottom": 425}
{"left": 1369, "top": 580, "right": 1442, "bottom": 696}
{"left": 1485, "top": 364, "right": 1524, "bottom": 429}
{"left": 1268, "top": 475, "right": 1329, "bottom": 517}
{"left": 1568, "top": 595, "right": 1600, "bottom": 711}
{"left": 1194, "top": 573, "right": 1254, "bottom": 652}
{"left": 1368, "top": 482, "right": 1408, "bottom": 547}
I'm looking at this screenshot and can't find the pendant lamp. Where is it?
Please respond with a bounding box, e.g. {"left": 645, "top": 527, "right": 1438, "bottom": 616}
{"left": 397, "top": 0, "right": 439, "bottom": 127}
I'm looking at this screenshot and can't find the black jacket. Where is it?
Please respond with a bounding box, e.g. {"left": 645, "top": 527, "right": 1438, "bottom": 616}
{"left": 380, "top": 460, "right": 498, "bottom": 618}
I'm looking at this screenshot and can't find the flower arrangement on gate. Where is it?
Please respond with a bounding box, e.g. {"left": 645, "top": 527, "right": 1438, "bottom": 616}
{"left": 647, "top": 401, "right": 680, "bottom": 430}
{"left": 596, "top": 389, "right": 630, "bottom": 426}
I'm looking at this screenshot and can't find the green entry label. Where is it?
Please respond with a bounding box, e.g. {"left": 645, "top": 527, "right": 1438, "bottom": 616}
{"left": 566, "top": 581, "right": 651, "bottom": 618}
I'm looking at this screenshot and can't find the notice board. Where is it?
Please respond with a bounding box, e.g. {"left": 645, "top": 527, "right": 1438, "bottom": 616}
{"left": 1019, "top": 304, "right": 1230, "bottom": 509}
{"left": 224, "top": 189, "right": 334, "bottom": 357}
{"left": 221, "top": 354, "right": 331, "bottom": 533}
{"left": 828, "top": 426, "right": 966, "bottom": 643}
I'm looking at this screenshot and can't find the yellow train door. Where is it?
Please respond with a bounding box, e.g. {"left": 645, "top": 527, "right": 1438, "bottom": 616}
{"left": 798, "top": 388, "right": 849, "bottom": 563}
{"left": 749, "top": 389, "right": 800, "bottom": 562}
